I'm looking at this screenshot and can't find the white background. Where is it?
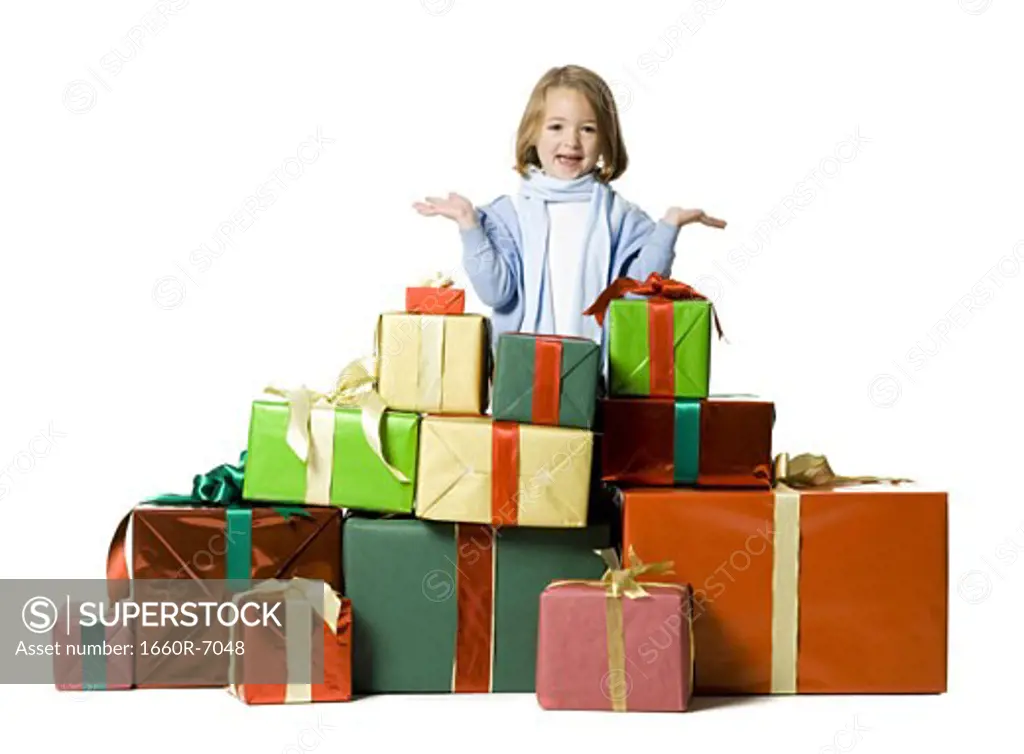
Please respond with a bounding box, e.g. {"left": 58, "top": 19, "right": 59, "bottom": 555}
{"left": 1, "top": 0, "right": 1021, "bottom": 751}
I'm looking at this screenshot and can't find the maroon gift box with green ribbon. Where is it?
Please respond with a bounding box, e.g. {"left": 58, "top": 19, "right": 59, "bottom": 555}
{"left": 601, "top": 397, "right": 774, "bottom": 488}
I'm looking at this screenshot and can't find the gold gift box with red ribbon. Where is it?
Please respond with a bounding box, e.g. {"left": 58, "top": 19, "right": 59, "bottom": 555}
{"left": 415, "top": 415, "right": 593, "bottom": 527}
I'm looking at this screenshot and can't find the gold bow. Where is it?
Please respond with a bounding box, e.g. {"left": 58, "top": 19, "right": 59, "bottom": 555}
{"left": 773, "top": 453, "right": 912, "bottom": 489}
{"left": 598, "top": 547, "right": 676, "bottom": 599}
{"left": 549, "top": 546, "right": 680, "bottom": 599}
{"left": 265, "top": 356, "right": 409, "bottom": 484}
{"left": 419, "top": 272, "right": 454, "bottom": 288}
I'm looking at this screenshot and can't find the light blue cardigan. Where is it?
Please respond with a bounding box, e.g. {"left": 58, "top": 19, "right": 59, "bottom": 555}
{"left": 459, "top": 194, "right": 680, "bottom": 346}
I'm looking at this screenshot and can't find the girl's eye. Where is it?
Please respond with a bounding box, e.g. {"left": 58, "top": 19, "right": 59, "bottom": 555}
{"left": 582, "top": 126, "right": 597, "bottom": 134}
{"left": 547, "top": 124, "right": 562, "bottom": 131}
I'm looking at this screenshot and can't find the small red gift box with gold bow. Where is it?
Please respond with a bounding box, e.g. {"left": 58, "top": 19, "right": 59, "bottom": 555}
{"left": 405, "top": 273, "right": 465, "bottom": 315}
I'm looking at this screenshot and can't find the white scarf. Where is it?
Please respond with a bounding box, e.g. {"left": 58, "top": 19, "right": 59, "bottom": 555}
{"left": 518, "top": 167, "right": 612, "bottom": 344}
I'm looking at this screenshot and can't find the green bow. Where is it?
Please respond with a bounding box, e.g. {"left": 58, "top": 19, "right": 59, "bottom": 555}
{"left": 145, "top": 451, "right": 311, "bottom": 521}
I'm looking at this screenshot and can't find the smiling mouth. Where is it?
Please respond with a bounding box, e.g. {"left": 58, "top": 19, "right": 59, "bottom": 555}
{"left": 555, "top": 155, "right": 583, "bottom": 166}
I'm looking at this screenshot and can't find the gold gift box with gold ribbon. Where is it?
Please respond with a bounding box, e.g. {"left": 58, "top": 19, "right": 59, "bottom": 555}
{"left": 375, "top": 313, "right": 489, "bottom": 415}
{"left": 415, "top": 415, "right": 592, "bottom": 528}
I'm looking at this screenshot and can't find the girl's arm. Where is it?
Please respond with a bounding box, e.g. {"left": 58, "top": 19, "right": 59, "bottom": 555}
{"left": 616, "top": 205, "right": 727, "bottom": 280}
{"left": 617, "top": 215, "right": 680, "bottom": 280}
{"left": 460, "top": 208, "right": 519, "bottom": 310}
{"left": 614, "top": 206, "right": 680, "bottom": 280}
{"left": 414, "top": 193, "right": 519, "bottom": 309}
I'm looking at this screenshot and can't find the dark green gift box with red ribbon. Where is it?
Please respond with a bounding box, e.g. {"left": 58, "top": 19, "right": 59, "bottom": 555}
{"left": 344, "top": 516, "right": 610, "bottom": 693}
{"left": 491, "top": 333, "right": 601, "bottom": 429}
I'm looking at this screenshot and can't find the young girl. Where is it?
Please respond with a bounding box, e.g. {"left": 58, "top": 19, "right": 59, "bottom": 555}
{"left": 414, "top": 64, "right": 725, "bottom": 346}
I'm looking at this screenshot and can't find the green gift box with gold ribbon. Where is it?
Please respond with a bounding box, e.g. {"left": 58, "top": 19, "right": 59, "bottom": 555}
{"left": 244, "top": 400, "right": 420, "bottom": 513}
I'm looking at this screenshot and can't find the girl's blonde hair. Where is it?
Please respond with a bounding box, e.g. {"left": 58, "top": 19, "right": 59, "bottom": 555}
{"left": 514, "top": 65, "right": 628, "bottom": 183}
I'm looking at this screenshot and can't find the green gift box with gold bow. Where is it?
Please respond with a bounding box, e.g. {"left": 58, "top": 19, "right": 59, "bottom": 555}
{"left": 243, "top": 359, "right": 421, "bottom": 512}
{"left": 243, "top": 400, "right": 420, "bottom": 512}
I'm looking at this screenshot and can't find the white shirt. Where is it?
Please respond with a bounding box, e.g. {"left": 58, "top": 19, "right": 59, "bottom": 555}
{"left": 513, "top": 195, "right": 590, "bottom": 336}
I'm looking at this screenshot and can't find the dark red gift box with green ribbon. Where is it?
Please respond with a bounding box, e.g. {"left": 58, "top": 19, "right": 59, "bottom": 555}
{"left": 491, "top": 333, "right": 601, "bottom": 429}
{"left": 585, "top": 273, "right": 722, "bottom": 399}
{"left": 601, "top": 397, "right": 774, "bottom": 487}
{"left": 105, "top": 454, "right": 343, "bottom": 687}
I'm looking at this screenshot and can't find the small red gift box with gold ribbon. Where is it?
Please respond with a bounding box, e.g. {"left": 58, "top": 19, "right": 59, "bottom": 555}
{"left": 228, "top": 579, "right": 352, "bottom": 704}
{"left": 405, "top": 272, "right": 466, "bottom": 315}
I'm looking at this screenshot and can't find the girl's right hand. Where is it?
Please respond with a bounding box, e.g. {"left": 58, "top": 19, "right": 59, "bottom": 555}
{"left": 413, "top": 193, "right": 479, "bottom": 230}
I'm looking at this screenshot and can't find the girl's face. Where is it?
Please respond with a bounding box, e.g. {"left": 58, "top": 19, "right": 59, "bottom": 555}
{"left": 534, "top": 87, "right": 601, "bottom": 180}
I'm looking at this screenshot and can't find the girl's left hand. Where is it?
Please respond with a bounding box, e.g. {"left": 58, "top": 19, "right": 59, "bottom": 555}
{"left": 663, "top": 207, "right": 727, "bottom": 229}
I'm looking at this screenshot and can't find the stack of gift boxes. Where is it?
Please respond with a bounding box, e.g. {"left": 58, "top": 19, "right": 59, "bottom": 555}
{"left": 61, "top": 274, "right": 947, "bottom": 711}
{"left": 342, "top": 288, "right": 610, "bottom": 694}
{"left": 591, "top": 278, "right": 947, "bottom": 698}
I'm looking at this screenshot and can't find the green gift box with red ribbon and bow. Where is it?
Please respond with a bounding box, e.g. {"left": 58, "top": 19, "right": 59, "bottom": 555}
{"left": 585, "top": 273, "right": 722, "bottom": 399}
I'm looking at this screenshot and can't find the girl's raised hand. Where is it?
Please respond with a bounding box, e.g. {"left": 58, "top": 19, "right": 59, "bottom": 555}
{"left": 663, "top": 207, "right": 727, "bottom": 229}
{"left": 413, "top": 192, "right": 479, "bottom": 230}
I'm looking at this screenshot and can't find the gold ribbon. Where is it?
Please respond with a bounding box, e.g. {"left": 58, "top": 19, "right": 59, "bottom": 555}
{"left": 375, "top": 314, "right": 449, "bottom": 412}
{"left": 770, "top": 484, "right": 800, "bottom": 694}
{"left": 768, "top": 452, "right": 911, "bottom": 693}
{"left": 265, "top": 356, "right": 410, "bottom": 505}
{"left": 419, "top": 272, "right": 455, "bottom": 288}
{"left": 549, "top": 547, "right": 692, "bottom": 712}
{"left": 228, "top": 579, "right": 342, "bottom": 703}
{"left": 773, "top": 452, "right": 912, "bottom": 489}
{"left": 418, "top": 317, "right": 446, "bottom": 410}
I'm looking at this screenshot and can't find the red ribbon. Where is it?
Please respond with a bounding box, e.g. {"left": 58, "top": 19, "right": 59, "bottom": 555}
{"left": 531, "top": 337, "right": 563, "bottom": 425}
{"left": 648, "top": 300, "right": 675, "bottom": 397}
{"left": 454, "top": 524, "right": 494, "bottom": 693}
{"left": 583, "top": 272, "right": 724, "bottom": 339}
{"left": 453, "top": 422, "right": 517, "bottom": 692}
{"left": 106, "top": 512, "right": 131, "bottom": 603}
{"left": 491, "top": 422, "right": 520, "bottom": 527}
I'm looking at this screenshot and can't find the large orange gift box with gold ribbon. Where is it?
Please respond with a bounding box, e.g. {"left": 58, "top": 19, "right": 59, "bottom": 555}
{"left": 621, "top": 456, "right": 948, "bottom": 694}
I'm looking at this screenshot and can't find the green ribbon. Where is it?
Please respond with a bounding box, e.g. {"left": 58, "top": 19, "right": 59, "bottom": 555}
{"left": 143, "top": 451, "right": 310, "bottom": 588}
{"left": 81, "top": 623, "right": 106, "bottom": 691}
{"left": 673, "top": 400, "right": 701, "bottom": 484}
{"left": 226, "top": 507, "right": 253, "bottom": 588}
{"left": 145, "top": 451, "right": 248, "bottom": 506}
